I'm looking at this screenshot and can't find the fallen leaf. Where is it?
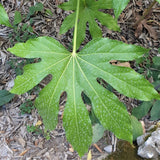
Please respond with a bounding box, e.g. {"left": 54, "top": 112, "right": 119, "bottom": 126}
{"left": 143, "top": 21, "right": 157, "bottom": 39}
{"left": 69, "top": 144, "right": 74, "bottom": 152}
{"left": 140, "top": 121, "right": 145, "bottom": 134}
{"left": 35, "top": 120, "right": 42, "bottom": 126}
{"left": 19, "top": 149, "right": 29, "bottom": 156}
{"left": 87, "top": 150, "right": 92, "bottom": 160}
{"left": 112, "top": 62, "right": 131, "bottom": 68}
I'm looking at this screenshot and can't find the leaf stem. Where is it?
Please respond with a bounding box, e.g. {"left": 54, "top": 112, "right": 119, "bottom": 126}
{"left": 72, "top": 0, "right": 80, "bottom": 56}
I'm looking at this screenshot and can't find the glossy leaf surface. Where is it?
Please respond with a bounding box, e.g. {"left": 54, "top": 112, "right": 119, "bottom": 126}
{"left": 59, "top": 0, "right": 120, "bottom": 50}
{"left": 0, "top": 3, "right": 12, "bottom": 27}
{"left": 8, "top": 37, "right": 160, "bottom": 156}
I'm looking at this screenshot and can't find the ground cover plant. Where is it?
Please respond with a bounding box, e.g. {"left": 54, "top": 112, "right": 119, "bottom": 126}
{"left": 132, "top": 50, "right": 160, "bottom": 121}
{"left": 0, "top": 0, "right": 160, "bottom": 157}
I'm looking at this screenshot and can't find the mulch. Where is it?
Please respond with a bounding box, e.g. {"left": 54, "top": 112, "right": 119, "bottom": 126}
{"left": 0, "top": 0, "right": 160, "bottom": 159}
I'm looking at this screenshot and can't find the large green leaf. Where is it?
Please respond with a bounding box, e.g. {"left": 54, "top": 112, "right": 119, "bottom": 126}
{"left": 0, "top": 3, "right": 12, "bottom": 27}
{"left": 156, "top": 0, "right": 160, "bottom": 4}
{"left": 113, "top": 0, "right": 130, "bottom": 19}
{"left": 8, "top": 37, "right": 160, "bottom": 156}
{"left": 59, "top": 0, "right": 120, "bottom": 50}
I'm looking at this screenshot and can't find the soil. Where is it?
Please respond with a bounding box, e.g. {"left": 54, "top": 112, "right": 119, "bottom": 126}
{"left": 0, "top": 0, "right": 160, "bottom": 160}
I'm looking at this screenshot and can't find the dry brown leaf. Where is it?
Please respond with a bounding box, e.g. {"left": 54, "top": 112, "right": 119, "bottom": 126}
{"left": 112, "top": 62, "right": 131, "bottom": 68}
{"left": 19, "top": 149, "right": 29, "bottom": 156}
{"left": 69, "top": 144, "right": 74, "bottom": 152}
{"left": 87, "top": 150, "right": 92, "bottom": 160}
{"left": 110, "top": 60, "right": 117, "bottom": 63}
{"left": 35, "top": 120, "right": 42, "bottom": 126}
{"left": 135, "top": 20, "right": 143, "bottom": 37}
{"left": 142, "top": 21, "right": 157, "bottom": 39}
{"left": 140, "top": 121, "right": 145, "bottom": 134}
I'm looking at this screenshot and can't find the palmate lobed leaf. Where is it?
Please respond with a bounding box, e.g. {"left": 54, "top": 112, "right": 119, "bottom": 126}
{"left": 0, "top": 3, "right": 12, "bottom": 27}
{"left": 59, "top": 0, "right": 120, "bottom": 50}
{"left": 8, "top": 37, "right": 160, "bottom": 156}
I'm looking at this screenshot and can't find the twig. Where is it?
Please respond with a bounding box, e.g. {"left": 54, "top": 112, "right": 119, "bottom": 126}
{"left": 93, "top": 144, "right": 103, "bottom": 153}
{"left": 134, "top": 0, "right": 157, "bottom": 27}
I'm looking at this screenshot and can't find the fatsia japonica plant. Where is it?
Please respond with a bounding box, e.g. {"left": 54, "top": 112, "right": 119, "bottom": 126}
{"left": 1, "top": 0, "right": 160, "bottom": 157}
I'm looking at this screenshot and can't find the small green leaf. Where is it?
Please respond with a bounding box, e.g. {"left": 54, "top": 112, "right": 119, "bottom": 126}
{"left": 132, "top": 101, "right": 153, "bottom": 120}
{"left": 92, "top": 123, "right": 105, "bottom": 144}
{"left": 113, "top": 0, "right": 130, "bottom": 19}
{"left": 22, "top": 23, "right": 28, "bottom": 31}
{"left": 35, "top": 2, "right": 43, "bottom": 12}
{"left": 153, "top": 56, "right": 160, "bottom": 66}
{"left": 13, "top": 11, "right": 22, "bottom": 25}
{"left": 153, "top": 80, "right": 160, "bottom": 92}
{"left": 0, "top": 3, "right": 12, "bottom": 27}
{"left": 150, "top": 100, "right": 160, "bottom": 120}
{"left": 59, "top": 0, "right": 119, "bottom": 50}
{"left": 0, "top": 90, "right": 15, "bottom": 106}
{"left": 29, "top": 6, "right": 36, "bottom": 16}
{"left": 28, "top": 26, "right": 33, "bottom": 32}
{"left": 45, "top": 9, "right": 53, "bottom": 16}
{"left": 130, "top": 115, "right": 143, "bottom": 141}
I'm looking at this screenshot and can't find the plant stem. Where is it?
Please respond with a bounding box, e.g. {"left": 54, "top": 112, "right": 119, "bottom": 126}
{"left": 72, "top": 0, "right": 80, "bottom": 56}
{"left": 134, "top": 0, "right": 157, "bottom": 27}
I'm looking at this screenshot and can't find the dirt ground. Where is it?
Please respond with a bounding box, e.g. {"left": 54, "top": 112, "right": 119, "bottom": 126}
{"left": 0, "top": 0, "right": 160, "bottom": 159}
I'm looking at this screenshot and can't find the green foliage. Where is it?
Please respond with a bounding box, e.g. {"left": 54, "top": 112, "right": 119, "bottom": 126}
{"left": 132, "top": 54, "right": 160, "bottom": 121}
{"left": 45, "top": 9, "right": 53, "bottom": 16}
{"left": 44, "top": 130, "right": 51, "bottom": 140}
{"left": 152, "top": 56, "right": 160, "bottom": 66}
{"left": 0, "top": 3, "right": 42, "bottom": 43}
{"left": 8, "top": 4, "right": 41, "bottom": 43}
{"left": 27, "top": 125, "right": 43, "bottom": 135}
{"left": 130, "top": 115, "right": 143, "bottom": 141}
{"left": 156, "top": 0, "right": 160, "bottom": 4}
{"left": 113, "top": 0, "right": 130, "bottom": 19}
{"left": 19, "top": 100, "right": 35, "bottom": 114}
{"left": 132, "top": 100, "right": 160, "bottom": 121}
{"left": 150, "top": 100, "right": 160, "bottom": 120}
{"left": 27, "top": 2, "right": 44, "bottom": 19}
{"left": 6, "top": 0, "right": 160, "bottom": 157}
{"left": 132, "top": 101, "right": 153, "bottom": 119}
{"left": 0, "top": 90, "right": 15, "bottom": 106}
{"left": 13, "top": 11, "right": 22, "bottom": 25}
{"left": 59, "top": 0, "right": 120, "bottom": 50}
{"left": 27, "top": 124, "right": 51, "bottom": 140}
{"left": 0, "top": 3, "right": 12, "bottom": 27}
{"left": 8, "top": 36, "right": 160, "bottom": 156}
{"left": 92, "top": 123, "right": 105, "bottom": 144}
{"left": 8, "top": 58, "right": 36, "bottom": 76}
